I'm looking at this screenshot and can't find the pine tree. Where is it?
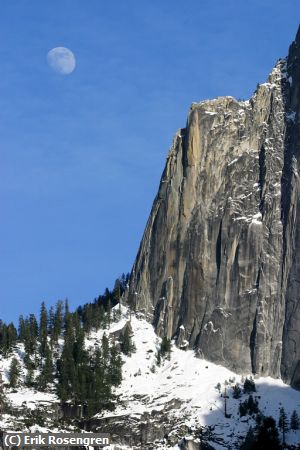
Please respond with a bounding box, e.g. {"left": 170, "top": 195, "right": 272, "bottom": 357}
{"left": 247, "top": 395, "right": 259, "bottom": 415}
{"left": 73, "top": 326, "right": 86, "bottom": 367}
{"left": 64, "top": 298, "right": 70, "bottom": 330}
{"left": 239, "top": 395, "right": 259, "bottom": 417}
{"left": 57, "top": 314, "right": 76, "bottom": 401}
{"left": 29, "top": 314, "right": 39, "bottom": 337}
{"left": 120, "top": 273, "right": 130, "bottom": 292}
{"left": 24, "top": 351, "right": 35, "bottom": 388}
{"left": 101, "top": 334, "right": 109, "bottom": 361}
{"left": 57, "top": 346, "right": 75, "bottom": 402}
{"left": 160, "top": 336, "right": 171, "bottom": 359}
{"left": 253, "top": 416, "right": 281, "bottom": 450}
{"left": 109, "top": 344, "right": 122, "bottom": 386}
{"left": 239, "top": 400, "right": 247, "bottom": 417}
{"left": 240, "top": 426, "right": 255, "bottom": 450}
{"left": 87, "top": 348, "right": 112, "bottom": 416}
{"left": 25, "top": 363, "right": 34, "bottom": 387}
{"left": 18, "top": 315, "right": 26, "bottom": 341}
{"left": 24, "top": 314, "right": 38, "bottom": 356}
{"left": 52, "top": 300, "right": 63, "bottom": 343}
{"left": 38, "top": 344, "right": 54, "bottom": 390}
{"left": 39, "top": 302, "right": 48, "bottom": 358}
{"left": 48, "top": 306, "right": 54, "bottom": 342}
{"left": 83, "top": 305, "right": 94, "bottom": 333}
{"left": 120, "top": 326, "right": 135, "bottom": 355}
{"left": 291, "top": 409, "right": 300, "bottom": 430}
{"left": 243, "top": 377, "right": 256, "bottom": 394}
{"left": 8, "top": 323, "right": 17, "bottom": 350}
{"left": 0, "top": 323, "right": 18, "bottom": 355}
{"left": 278, "top": 406, "right": 289, "bottom": 445}
{"left": 113, "top": 278, "right": 121, "bottom": 304}
{"left": 0, "top": 372, "right": 7, "bottom": 413}
{"left": 106, "top": 300, "right": 112, "bottom": 327}
{"left": 95, "top": 304, "right": 105, "bottom": 330}
{"left": 77, "top": 363, "right": 89, "bottom": 405}
{"left": 9, "top": 357, "right": 21, "bottom": 388}
{"left": 73, "top": 312, "right": 82, "bottom": 337}
{"left": 232, "top": 383, "right": 242, "bottom": 399}
{"left": 102, "top": 308, "right": 108, "bottom": 329}
{"left": 0, "top": 321, "right": 5, "bottom": 353}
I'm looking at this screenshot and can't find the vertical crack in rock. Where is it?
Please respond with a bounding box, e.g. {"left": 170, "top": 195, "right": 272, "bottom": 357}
{"left": 216, "top": 220, "right": 222, "bottom": 284}
{"left": 127, "top": 26, "right": 300, "bottom": 386}
{"left": 250, "top": 309, "right": 258, "bottom": 374}
{"left": 258, "top": 144, "right": 266, "bottom": 213}
{"left": 280, "top": 26, "right": 300, "bottom": 386}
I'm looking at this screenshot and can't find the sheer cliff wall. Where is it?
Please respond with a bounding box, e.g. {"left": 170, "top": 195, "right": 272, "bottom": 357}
{"left": 128, "top": 28, "right": 300, "bottom": 386}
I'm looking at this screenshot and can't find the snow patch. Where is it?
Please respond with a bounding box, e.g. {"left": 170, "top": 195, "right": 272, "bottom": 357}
{"left": 227, "top": 158, "right": 238, "bottom": 167}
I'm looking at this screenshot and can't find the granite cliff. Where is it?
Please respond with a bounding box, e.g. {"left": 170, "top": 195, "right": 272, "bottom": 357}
{"left": 128, "top": 27, "right": 300, "bottom": 387}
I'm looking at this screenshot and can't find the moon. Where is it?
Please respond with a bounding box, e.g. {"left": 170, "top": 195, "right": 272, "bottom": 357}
{"left": 47, "top": 47, "right": 76, "bottom": 75}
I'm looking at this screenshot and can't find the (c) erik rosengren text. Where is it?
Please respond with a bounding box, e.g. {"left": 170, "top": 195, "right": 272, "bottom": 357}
{"left": 3, "top": 433, "right": 110, "bottom": 447}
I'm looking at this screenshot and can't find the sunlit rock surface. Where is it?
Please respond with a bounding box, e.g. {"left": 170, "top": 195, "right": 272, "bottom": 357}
{"left": 128, "top": 27, "right": 300, "bottom": 387}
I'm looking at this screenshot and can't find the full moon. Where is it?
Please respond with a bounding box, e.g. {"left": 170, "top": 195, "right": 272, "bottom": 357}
{"left": 47, "top": 47, "right": 76, "bottom": 75}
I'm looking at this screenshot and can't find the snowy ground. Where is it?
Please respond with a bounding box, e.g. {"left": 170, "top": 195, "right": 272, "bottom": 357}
{"left": 100, "top": 307, "right": 300, "bottom": 448}
{"left": 1, "top": 306, "right": 300, "bottom": 448}
{"left": 0, "top": 343, "right": 58, "bottom": 411}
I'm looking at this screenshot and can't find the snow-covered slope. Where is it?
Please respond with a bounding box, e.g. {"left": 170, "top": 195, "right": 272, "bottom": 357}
{"left": 99, "top": 307, "right": 300, "bottom": 449}
{"left": 1, "top": 305, "right": 300, "bottom": 449}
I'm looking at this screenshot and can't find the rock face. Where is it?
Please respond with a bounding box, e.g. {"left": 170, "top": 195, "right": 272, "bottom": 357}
{"left": 128, "top": 27, "right": 300, "bottom": 386}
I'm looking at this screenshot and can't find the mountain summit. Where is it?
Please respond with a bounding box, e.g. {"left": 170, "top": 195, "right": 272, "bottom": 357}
{"left": 128, "top": 26, "right": 300, "bottom": 388}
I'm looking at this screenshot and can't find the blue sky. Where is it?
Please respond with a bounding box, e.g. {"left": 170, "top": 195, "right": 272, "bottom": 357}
{"left": 1, "top": 0, "right": 299, "bottom": 323}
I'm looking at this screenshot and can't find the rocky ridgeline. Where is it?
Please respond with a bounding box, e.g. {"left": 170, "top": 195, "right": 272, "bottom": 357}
{"left": 128, "top": 27, "right": 300, "bottom": 387}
